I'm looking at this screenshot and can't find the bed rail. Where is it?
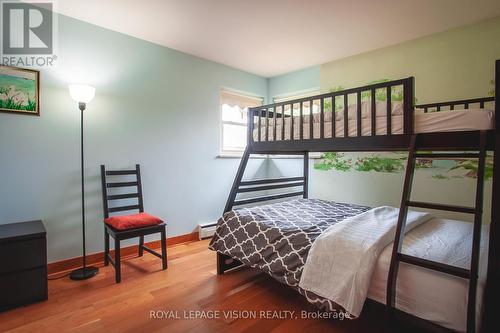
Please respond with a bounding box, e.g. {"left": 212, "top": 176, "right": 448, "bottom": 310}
{"left": 416, "top": 96, "right": 495, "bottom": 113}
{"left": 248, "top": 77, "right": 415, "bottom": 153}
{"left": 233, "top": 176, "right": 305, "bottom": 206}
{"left": 223, "top": 150, "right": 309, "bottom": 214}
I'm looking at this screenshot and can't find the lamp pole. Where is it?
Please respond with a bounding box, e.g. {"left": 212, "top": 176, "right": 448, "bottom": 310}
{"left": 80, "top": 102, "right": 87, "bottom": 270}
{"left": 69, "top": 85, "right": 98, "bottom": 280}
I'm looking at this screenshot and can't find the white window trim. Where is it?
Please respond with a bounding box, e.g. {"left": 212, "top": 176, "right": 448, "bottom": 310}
{"left": 217, "top": 88, "right": 325, "bottom": 159}
{"left": 217, "top": 153, "right": 322, "bottom": 160}
{"left": 219, "top": 88, "right": 263, "bottom": 156}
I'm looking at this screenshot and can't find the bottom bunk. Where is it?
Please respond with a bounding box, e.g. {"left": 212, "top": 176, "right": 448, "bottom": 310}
{"left": 209, "top": 198, "right": 488, "bottom": 333}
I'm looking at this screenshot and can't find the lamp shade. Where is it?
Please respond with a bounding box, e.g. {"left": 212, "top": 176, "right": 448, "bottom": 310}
{"left": 69, "top": 85, "right": 95, "bottom": 104}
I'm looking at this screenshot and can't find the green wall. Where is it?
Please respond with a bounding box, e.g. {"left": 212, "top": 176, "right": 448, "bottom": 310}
{"left": 321, "top": 16, "right": 500, "bottom": 102}
{"left": 317, "top": 17, "right": 500, "bottom": 222}
{"left": 268, "top": 17, "right": 500, "bottom": 223}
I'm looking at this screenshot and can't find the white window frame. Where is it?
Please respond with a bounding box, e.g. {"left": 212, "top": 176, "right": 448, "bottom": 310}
{"left": 220, "top": 89, "right": 263, "bottom": 157}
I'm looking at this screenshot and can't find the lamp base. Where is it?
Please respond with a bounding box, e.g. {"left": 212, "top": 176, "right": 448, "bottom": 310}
{"left": 69, "top": 266, "right": 99, "bottom": 280}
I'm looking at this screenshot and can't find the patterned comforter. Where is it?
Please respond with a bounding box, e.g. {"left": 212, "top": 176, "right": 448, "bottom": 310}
{"left": 209, "top": 198, "right": 369, "bottom": 312}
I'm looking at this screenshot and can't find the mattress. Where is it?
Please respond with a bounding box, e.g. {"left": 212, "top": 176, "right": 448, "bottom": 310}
{"left": 369, "top": 217, "right": 488, "bottom": 332}
{"left": 253, "top": 108, "right": 494, "bottom": 141}
{"left": 209, "top": 199, "right": 488, "bottom": 332}
{"left": 209, "top": 199, "right": 369, "bottom": 311}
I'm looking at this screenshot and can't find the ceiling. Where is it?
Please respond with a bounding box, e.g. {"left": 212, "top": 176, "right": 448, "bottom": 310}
{"left": 55, "top": 0, "right": 500, "bottom": 78}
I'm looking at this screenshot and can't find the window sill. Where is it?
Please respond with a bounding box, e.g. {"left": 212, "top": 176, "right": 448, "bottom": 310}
{"left": 217, "top": 153, "right": 267, "bottom": 159}
{"left": 217, "top": 153, "right": 323, "bottom": 159}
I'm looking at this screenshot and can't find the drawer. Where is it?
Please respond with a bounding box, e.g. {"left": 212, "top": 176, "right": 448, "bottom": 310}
{"left": 0, "top": 237, "right": 46, "bottom": 274}
{"left": 0, "top": 266, "right": 48, "bottom": 311}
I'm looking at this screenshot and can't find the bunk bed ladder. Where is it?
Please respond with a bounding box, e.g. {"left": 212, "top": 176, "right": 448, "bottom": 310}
{"left": 387, "top": 131, "right": 487, "bottom": 333}
{"left": 223, "top": 148, "right": 251, "bottom": 214}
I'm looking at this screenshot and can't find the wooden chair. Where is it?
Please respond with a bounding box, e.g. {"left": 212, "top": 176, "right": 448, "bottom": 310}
{"left": 100, "top": 164, "right": 167, "bottom": 283}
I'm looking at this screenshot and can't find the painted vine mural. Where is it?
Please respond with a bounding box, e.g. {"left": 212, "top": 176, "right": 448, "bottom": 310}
{"left": 314, "top": 78, "right": 495, "bottom": 181}
{"left": 314, "top": 152, "right": 493, "bottom": 181}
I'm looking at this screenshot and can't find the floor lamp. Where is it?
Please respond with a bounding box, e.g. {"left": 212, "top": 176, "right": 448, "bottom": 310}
{"left": 68, "top": 84, "right": 99, "bottom": 280}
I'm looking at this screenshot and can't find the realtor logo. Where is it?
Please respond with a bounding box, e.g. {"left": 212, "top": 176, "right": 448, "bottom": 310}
{"left": 1, "top": 1, "right": 57, "bottom": 67}
{"left": 2, "top": 1, "right": 53, "bottom": 54}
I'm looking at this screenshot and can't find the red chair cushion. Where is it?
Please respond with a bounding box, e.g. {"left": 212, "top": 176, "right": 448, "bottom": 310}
{"left": 104, "top": 212, "right": 163, "bottom": 230}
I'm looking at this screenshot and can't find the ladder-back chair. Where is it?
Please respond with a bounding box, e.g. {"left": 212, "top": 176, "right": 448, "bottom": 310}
{"left": 100, "top": 164, "right": 167, "bottom": 283}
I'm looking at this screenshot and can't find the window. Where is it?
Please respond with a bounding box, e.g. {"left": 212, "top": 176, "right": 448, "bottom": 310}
{"left": 220, "top": 89, "right": 263, "bottom": 155}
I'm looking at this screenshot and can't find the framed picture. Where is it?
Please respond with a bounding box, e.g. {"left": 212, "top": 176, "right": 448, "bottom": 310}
{"left": 0, "top": 65, "right": 40, "bottom": 116}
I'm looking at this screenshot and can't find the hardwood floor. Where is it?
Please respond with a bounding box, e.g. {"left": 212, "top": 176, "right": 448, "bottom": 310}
{"left": 0, "top": 240, "right": 406, "bottom": 333}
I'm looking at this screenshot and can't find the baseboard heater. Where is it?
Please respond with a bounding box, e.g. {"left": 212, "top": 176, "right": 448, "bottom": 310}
{"left": 198, "top": 222, "right": 217, "bottom": 240}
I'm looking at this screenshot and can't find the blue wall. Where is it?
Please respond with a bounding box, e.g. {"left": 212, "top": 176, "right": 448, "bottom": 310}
{"left": 0, "top": 14, "right": 268, "bottom": 262}
{"left": 267, "top": 66, "right": 320, "bottom": 101}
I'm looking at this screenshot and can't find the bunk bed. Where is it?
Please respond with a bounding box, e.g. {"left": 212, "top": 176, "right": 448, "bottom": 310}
{"left": 209, "top": 60, "right": 499, "bottom": 333}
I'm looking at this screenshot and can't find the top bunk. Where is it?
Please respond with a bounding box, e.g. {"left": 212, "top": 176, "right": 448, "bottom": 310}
{"left": 248, "top": 60, "right": 498, "bottom": 153}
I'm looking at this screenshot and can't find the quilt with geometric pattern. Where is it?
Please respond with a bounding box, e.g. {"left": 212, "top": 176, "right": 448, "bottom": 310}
{"left": 209, "top": 198, "right": 370, "bottom": 312}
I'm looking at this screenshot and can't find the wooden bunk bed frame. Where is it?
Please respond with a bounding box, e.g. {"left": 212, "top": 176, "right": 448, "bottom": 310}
{"left": 218, "top": 60, "right": 499, "bottom": 333}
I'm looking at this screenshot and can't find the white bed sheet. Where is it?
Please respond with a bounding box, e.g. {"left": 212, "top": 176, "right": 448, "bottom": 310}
{"left": 299, "top": 207, "right": 432, "bottom": 317}
{"left": 367, "top": 218, "right": 489, "bottom": 332}
{"left": 253, "top": 108, "right": 494, "bottom": 140}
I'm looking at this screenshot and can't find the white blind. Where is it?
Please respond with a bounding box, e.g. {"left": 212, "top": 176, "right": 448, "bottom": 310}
{"left": 221, "top": 90, "right": 263, "bottom": 108}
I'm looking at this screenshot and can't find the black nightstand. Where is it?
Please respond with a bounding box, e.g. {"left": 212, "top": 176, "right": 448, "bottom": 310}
{"left": 0, "top": 220, "right": 48, "bottom": 311}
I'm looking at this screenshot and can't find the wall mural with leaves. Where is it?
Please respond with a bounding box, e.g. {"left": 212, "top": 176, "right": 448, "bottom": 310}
{"left": 324, "top": 79, "right": 414, "bottom": 114}
{"left": 315, "top": 151, "right": 493, "bottom": 181}
{"left": 314, "top": 78, "right": 494, "bottom": 181}
{"left": 489, "top": 79, "right": 495, "bottom": 97}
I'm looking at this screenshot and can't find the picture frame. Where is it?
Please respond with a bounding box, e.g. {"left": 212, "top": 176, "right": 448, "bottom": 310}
{"left": 0, "top": 65, "right": 40, "bottom": 116}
